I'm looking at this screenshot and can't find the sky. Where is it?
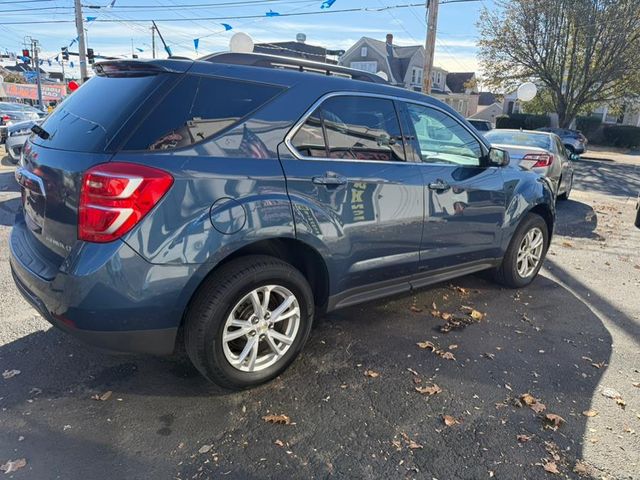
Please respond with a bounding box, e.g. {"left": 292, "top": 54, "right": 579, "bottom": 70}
{"left": 0, "top": 0, "right": 496, "bottom": 77}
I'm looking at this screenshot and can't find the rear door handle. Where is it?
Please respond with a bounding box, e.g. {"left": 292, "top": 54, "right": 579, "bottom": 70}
{"left": 312, "top": 173, "right": 347, "bottom": 187}
{"left": 428, "top": 180, "right": 450, "bottom": 192}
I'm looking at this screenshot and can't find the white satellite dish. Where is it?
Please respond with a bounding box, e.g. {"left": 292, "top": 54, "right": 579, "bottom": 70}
{"left": 517, "top": 82, "right": 538, "bottom": 102}
{"left": 229, "top": 33, "right": 254, "bottom": 53}
{"left": 376, "top": 71, "right": 388, "bottom": 81}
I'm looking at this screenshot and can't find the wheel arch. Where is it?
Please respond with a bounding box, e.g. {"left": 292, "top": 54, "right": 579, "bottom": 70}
{"left": 179, "top": 238, "right": 330, "bottom": 328}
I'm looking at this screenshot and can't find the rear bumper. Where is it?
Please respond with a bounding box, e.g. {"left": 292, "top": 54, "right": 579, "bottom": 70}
{"left": 8, "top": 218, "right": 200, "bottom": 355}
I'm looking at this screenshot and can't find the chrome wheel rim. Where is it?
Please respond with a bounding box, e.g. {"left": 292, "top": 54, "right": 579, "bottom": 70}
{"left": 516, "top": 227, "right": 544, "bottom": 278}
{"left": 222, "top": 285, "right": 300, "bottom": 373}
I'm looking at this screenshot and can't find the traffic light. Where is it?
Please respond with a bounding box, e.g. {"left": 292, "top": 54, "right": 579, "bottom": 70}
{"left": 87, "top": 48, "right": 95, "bottom": 64}
{"left": 21, "top": 49, "right": 30, "bottom": 64}
{"left": 61, "top": 47, "right": 69, "bottom": 61}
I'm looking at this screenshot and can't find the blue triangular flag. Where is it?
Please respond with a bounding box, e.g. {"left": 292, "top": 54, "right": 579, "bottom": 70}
{"left": 221, "top": 23, "right": 232, "bottom": 31}
{"left": 321, "top": 0, "right": 337, "bottom": 8}
{"left": 136, "top": 47, "right": 144, "bottom": 52}
{"left": 266, "top": 9, "right": 280, "bottom": 17}
{"left": 193, "top": 38, "right": 199, "bottom": 51}
{"left": 86, "top": 16, "right": 97, "bottom": 22}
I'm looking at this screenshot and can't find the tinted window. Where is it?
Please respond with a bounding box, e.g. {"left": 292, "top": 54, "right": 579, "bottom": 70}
{"left": 31, "top": 75, "right": 163, "bottom": 152}
{"left": 125, "top": 75, "right": 283, "bottom": 151}
{"left": 405, "top": 104, "right": 482, "bottom": 166}
{"left": 485, "top": 131, "right": 552, "bottom": 150}
{"left": 292, "top": 96, "right": 406, "bottom": 162}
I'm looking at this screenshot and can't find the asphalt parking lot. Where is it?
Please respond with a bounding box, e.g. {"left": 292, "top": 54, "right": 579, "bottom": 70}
{"left": 0, "top": 149, "right": 639, "bottom": 479}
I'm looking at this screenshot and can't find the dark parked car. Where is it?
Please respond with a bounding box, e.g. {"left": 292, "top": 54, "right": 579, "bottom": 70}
{"left": 10, "top": 54, "right": 556, "bottom": 389}
{"left": 635, "top": 194, "right": 640, "bottom": 229}
{"left": 467, "top": 119, "right": 493, "bottom": 133}
{"left": 537, "top": 127, "right": 588, "bottom": 154}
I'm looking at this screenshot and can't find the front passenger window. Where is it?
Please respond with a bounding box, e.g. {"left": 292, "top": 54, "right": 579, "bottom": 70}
{"left": 405, "top": 103, "right": 482, "bottom": 166}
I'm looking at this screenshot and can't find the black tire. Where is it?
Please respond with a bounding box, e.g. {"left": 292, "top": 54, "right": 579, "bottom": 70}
{"left": 184, "top": 255, "right": 314, "bottom": 390}
{"left": 494, "top": 213, "right": 549, "bottom": 288}
{"left": 557, "top": 173, "right": 572, "bottom": 201}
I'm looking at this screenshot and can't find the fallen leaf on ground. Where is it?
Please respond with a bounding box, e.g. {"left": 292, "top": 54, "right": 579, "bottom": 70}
{"left": 562, "top": 241, "right": 574, "bottom": 248}
{"left": 573, "top": 461, "right": 590, "bottom": 477}
{"left": 391, "top": 439, "right": 402, "bottom": 451}
{"left": 601, "top": 387, "right": 622, "bottom": 399}
{"left": 262, "top": 414, "right": 292, "bottom": 425}
{"left": 520, "top": 393, "right": 537, "bottom": 406}
{"left": 438, "top": 351, "right": 456, "bottom": 361}
{"left": 530, "top": 402, "right": 547, "bottom": 414}
{"left": 517, "top": 434, "right": 531, "bottom": 443}
{"left": 544, "top": 414, "right": 565, "bottom": 430}
{"left": 616, "top": 398, "right": 626, "bottom": 408}
{"left": 413, "top": 377, "right": 422, "bottom": 385}
{"left": 364, "top": 370, "right": 380, "bottom": 378}
{"left": 632, "top": 382, "right": 640, "bottom": 388}
{"left": 409, "top": 305, "right": 423, "bottom": 313}
{"left": 2, "top": 370, "right": 20, "bottom": 379}
{"left": 274, "top": 439, "right": 285, "bottom": 447}
{"left": 469, "top": 309, "right": 485, "bottom": 321}
{"left": 91, "top": 391, "right": 112, "bottom": 401}
{"left": 591, "top": 361, "right": 606, "bottom": 369}
{"left": 406, "top": 368, "right": 419, "bottom": 376}
{"left": 451, "top": 285, "right": 469, "bottom": 295}
{"left": 407, "top": 439, "right": 423, "bottom": 450}
{"left": 543, "top": 461, "right": 560, "bottom": 474}
{"left": 198, "top": 445, "right": 213, "bottom": 454}
{"left": 448, "top": 344, "right": 458, "bottom": 350}
{"left": 443, "top": 415, "right": 459, "bottom": 426}
{"left": 415, "top": 384, "right": 442, "bottom": 396}
{"left": 0, "top": 458, "right": 26, "bottom": 474}
{"left": 417, "top": 341, "right": 436, "bottom": 351}
{"left": 582, "top": 410, "right": 598, "bottom": 417}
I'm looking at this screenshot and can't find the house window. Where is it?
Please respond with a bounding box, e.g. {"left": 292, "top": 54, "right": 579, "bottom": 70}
{"left": 411, "top": 67, "right": 422, "bottom": 85}
{"left": 361, "top": 46, "right": 368, "bottom": 57}
{"left": 350, "top": 61, "right": 377, "bottom": 73}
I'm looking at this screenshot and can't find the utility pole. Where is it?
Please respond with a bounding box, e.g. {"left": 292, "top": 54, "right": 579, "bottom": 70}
{"left": 422, "top": 0, "right": 439, "bottom": 94}
{"left": 151, "top": 24, "right": 156, "bottom": 59}
{"left": 73, "top": 0, "right": 89, "bottom": 81}
{"left": 31, "top": 38, "right": 43, "bottom": 108}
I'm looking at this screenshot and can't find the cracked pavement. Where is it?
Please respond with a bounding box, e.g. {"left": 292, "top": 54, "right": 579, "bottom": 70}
{"left": 0, "top": 150, "right": 638, "bottom": 479}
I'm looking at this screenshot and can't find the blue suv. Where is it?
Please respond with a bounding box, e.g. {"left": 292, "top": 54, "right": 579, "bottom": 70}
{"left": 10, "top": 53, "right": 555, "bottom": 389}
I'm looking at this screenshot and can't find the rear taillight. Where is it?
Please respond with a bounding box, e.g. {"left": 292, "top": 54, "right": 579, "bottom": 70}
{"left": 523, "top": 153, "right": 554, "bottom": 168}
{"left": 79, "top": 162, "right": 173, "bottom": 243}
{"left": 1, "top": 115, "right": 9, "bottom": 123}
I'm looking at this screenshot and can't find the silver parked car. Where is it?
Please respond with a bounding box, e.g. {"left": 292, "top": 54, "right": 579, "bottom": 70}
{"left": 484, "top": 129, "right": 575, "bottom": 200}
{"left": 537, "top": 127, "right": 588, "bottom": 154}
{"left": 5, "top": 119, "right": 41, "bottom": 164}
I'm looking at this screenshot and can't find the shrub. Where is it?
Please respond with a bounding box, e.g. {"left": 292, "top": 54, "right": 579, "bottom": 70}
{"left": 576, "top": 116, "right": 604, "bottom": 144}
{"left": 601, "top": 125, "right": 640, "bottom": 148}
{"left": 495, "top": 113, "right": 550, "bottom": 130}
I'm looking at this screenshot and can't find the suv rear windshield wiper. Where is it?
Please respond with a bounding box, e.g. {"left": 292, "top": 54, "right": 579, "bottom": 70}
{"left": 31, "top": 124, "right": 50, "bottom": 140}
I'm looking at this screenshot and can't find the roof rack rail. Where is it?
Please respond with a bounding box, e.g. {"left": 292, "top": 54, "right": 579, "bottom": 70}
{"left": 199, "top": 52, "right": 388, "bottom": 84}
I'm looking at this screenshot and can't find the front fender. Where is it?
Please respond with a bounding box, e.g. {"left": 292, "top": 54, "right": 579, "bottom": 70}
{"left": 501, "top": 170, "right": 556, "bottom": 253}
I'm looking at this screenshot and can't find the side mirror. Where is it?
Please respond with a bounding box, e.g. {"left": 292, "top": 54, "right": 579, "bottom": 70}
{"left": 488, "top": 147, "right": 510, "bottom": 167}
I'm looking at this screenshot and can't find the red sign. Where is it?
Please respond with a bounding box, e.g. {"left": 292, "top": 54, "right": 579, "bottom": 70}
{"left": 1, "top": 82, "right": 67, "bottom": 101}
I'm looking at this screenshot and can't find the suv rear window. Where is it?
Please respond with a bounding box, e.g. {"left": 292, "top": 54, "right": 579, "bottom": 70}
{"left": 123, "top": 75, "right": 284, "bottom": 151}
{"left": 32, "top": 75, "right": 165, "bottom": 153}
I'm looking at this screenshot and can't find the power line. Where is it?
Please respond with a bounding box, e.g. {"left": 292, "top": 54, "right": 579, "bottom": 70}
{"left": 0, "top": 2, "right": 429, "bottom": 24}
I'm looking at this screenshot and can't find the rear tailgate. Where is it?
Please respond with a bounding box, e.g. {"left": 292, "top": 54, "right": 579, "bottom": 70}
{"left": 14, "top": 62, "right": 187, "bottom": 267}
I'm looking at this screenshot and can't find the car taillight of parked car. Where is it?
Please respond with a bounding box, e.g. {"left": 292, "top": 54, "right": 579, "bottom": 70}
{"left": 78, "top": 162, "right": 173, "bottom": 243}
{"left": 1, "top": 115, "right": 10, "bottom": 124}
{"left": 523, "top": 153, "right": 554, "bottom": 168}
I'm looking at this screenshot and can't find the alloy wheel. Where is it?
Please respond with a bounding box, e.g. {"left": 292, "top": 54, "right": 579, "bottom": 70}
{"left": 222, "top": 285, "right": 301, "bottom": 373}
{"left": 516, "top": 227, "right": 544, "bottom": 278}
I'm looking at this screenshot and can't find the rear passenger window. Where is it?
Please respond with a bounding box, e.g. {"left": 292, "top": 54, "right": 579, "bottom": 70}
{"left": 124, "top": 75, "right": 283, "bottom": 151}
{"left": 291, "top": 95, "right": 406, "bottom": 162}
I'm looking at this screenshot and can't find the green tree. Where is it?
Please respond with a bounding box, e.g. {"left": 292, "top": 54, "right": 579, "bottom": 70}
{"left": 478, "top": 0, "right": 640, "bottom": 127}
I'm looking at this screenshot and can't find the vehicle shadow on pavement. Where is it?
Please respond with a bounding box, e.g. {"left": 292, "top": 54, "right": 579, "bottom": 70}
{"left": 554, "top": 199, "right": 602, "bottom": 240}
{"left": 0, "top": 274, "right": 618, "bottom": 479}
{"left": 573, "top": 159, "right": 640, "bottom": 198}
{"left": 0, "top": 171, "right": 21, "bottom": 227}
